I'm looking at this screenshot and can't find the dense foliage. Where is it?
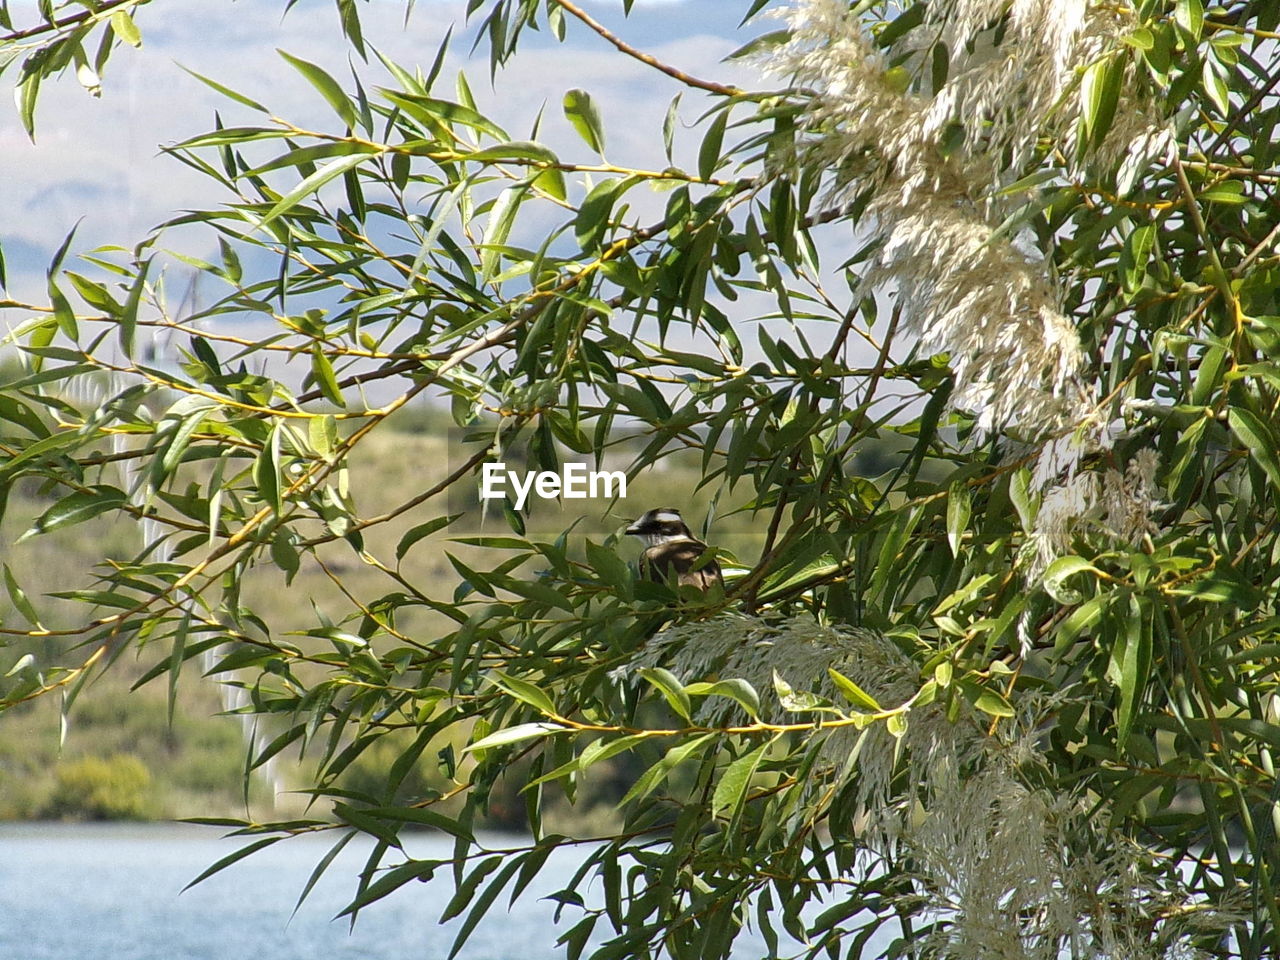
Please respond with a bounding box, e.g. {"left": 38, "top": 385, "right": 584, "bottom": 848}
{"left": 2, "top": 1, "right": 1280, "bottom": 957}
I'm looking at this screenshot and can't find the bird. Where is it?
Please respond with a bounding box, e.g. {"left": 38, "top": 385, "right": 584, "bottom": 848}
{"left": 624, "top": 507, "right": 723, "bottom": 595}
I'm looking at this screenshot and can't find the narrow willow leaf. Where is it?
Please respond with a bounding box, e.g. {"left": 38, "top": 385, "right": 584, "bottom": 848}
{"left": 489, "top": 671, "right": 557, "bottom": 716}
{"left": 946, "top": 480, "right": 971, "bottom": 557}
{"left": 464, "top": 722, "right": 567, "bottom": 753}
{"left": 618, "top": 734, "right": 713, "bottom": 806}
{"left": 3, "top": 564, "right": 44, "bottom": 629}
{"left": 698, "top": 109, "right": 728, "bottom": 181}
{"left": 182, "top": 837, "right": 282, "bottom": 891}
{"left": 292, "top": 831, "right": 357, "bottom": 918}
{"left": 1116, "top": 595, "right": 1151, "bottom": 744}
{"left": 480, "top": 184, "right": 527, "bottom": 279}
{"left": 1228, "top": 407, "right": 1280, "bottom": 494}
{"left": 255, "top": 424, "right": 283, "bottom": 515}
{"left": 575, "top": 177, "right": 622, "bottom": 251}
{"left": 242, "top": 141, "right": 378, "bottom": 178}
{"left": 563, "top": 88, "right": 605, "bottom": 155}
{"left": 639, "top": 667, "right": 692, "bottom": 721}
{"left": 120, "top": 259, "right": 150, "bottom": 357}
{"left": 167, "top": 614, "right": 190, "bottom": 727}
{"left": 396, "top": 514, "right": 459, "bottom": 561}
{"left": 336, "top": 858, "right": 441, "bottom": 918}
{"left": 259, "top": 154, "right": 369, "bottom": 227}
{"left": 447, "top": 855, "right": 525, "bottom": 960}
{"left": 18, "top": 487, "right": 127, "bottom": 542}
{"left": 1080, "top": 55, "right": 1122, "bottom": 148}
{"left": 1201, "top": 58, "right": 1230, "bottom": 115}
{"left": 177, "top": 65, "right": 268, "bottom": 113}
{"left": 712, "top": 741, "right": 768, "bottom": 819}
{"left": 827, "top": 668, "right": 881, "bottom": 711}
{"left": 663, "top": 93, "right": 681, "bottom": 163}
{"left": 310, "top": 346, "right": 345, "bottom": 407}
{"left": 683, "top": 679, "right": 761, "bottom": 719}
{"left": 278, "top": 49, "right": 358, "bottom": 129}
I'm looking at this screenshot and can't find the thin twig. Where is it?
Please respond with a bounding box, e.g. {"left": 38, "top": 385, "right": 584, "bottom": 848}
{"left": 551, "top": 0, "right": 742, "bottom": 97}
{"left": 1, "top": 0, "right": 144, "bottom": 42}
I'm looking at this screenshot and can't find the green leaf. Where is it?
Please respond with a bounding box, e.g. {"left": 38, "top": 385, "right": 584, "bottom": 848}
{"left": 663, "top": 93, "right": 681, "bottom": 163}
{"left": 618, "top": 734, "right": 713, "bottom": 806}
{"left": 563, "top": 88, "right": 605, "bottom": 156}
{"left": 3, "top": 564, "right": 44, "bottom": 629}
{"left": 120, "top": 259, "right": 150, "bottom": 357}
{"left": 397, "top": 514, "right": 459, "bottom": 561}
{"left": 1201, "top": 58, "right": 1230, "bottom": 115}
{"left": 946, "top": 480, "right": 970, "bottom": 557}
{"left": 467, "top": 139, "right": 559, "bottom": 165}
{"left": 1080, "top": 55, "right": 1122, "bottom": 148}
{"left": 176, "top": 66, "right": 268, "bottom": 113}
{"left": 1201, "top": 181, "right": 1245, "bottom": 204}
{"left": 255, "top": 424, "right": 283, "bottom": 515}
{"left": 358, "top": 806, "right": 472, "bottom": 838}
{"left": 5, "top": 653, "right": 35, "bottom": 678}
{"left": 584, "top": 539, "right": 630, "bottom": 591}
{"left": 1123, "top": 27, "right": 1154, "bottom": 50}
{"left": 827, "top": 668, "right": 881, "bottom": 711}
{"left": 310, "top": 347, "right": 345, "bottom": 407}
{"left": 683, "top": 679, "right": 761, "bottom": 719}
{"left": 111, "top": 9, "right": 143, "bottom": 47}
{"left": 167, "top": 614, "right": 190, "bottom": 727}
{"left": 259, "top": 154, "right": 369, "bottom": 228}
{"left": 380, "top": 91, "right": 507, "bottom": 141}
{"left": 308, "top": 413, "right": 338, "bottom": 458}
{"left": 336, "top": 857, "right": 441, "bottom": 917}
{"left": 1175, "top": 0, "right": 1203, "bottom": 39}
{"left": 489, "top": 671, "right": 557, "bottom": 717}
{"left": 1042, "top": 556, "right": 1100, "bottom": 604}
{"left": 242, "top": 141, "right": 378, "bottom": 178}
{"left": 698, "top": 108, "right": 728, "bottom": 181}
{"left": 183, "top": 837, "right": 282, "bottom": 891}
{"left": 972, "top": 685, "right": 1015, "bottom": 718}
{"left": 575, "top": 177, "right": 622, "bottom": 251}
{"left": 1228, "top": 407, "right": 1280, "bottom": 494}
{"left": 464, "top": 722, "right": 567, "bottom": 753}
{"left": 18, "top": 486, "right": 127, "bottom": 542}
{"left": 481, "top": 184, "right": 527, "bottom": 279}
{"left": 1115, "top": 595, "right": 1151, "bottom": 745}
{"left": 712, "top": 741, "right": 768, "bottom": 819}
{"left": 1122, "top": 223, "right": 1156, "bottom": 293}
{"left": 279, "top": 49, "right": 358, "bottom": 129}
{"left": 639, "top": 667, "right": 692, "bottom": 721}
{"left": 447, "top": 855, "right": 526, "bottom": 959}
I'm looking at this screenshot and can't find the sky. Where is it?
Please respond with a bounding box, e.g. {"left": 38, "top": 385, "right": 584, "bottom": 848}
{"left": 0, "top": 0, "right": 881, "bottom": 397}
{"left": 1, "top": 0, "right": 764, "bottom": 293}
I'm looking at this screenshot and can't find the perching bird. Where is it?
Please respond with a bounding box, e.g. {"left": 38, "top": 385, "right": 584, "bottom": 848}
{"left": 625, "top": 507, "right": 723, "bottom": 595}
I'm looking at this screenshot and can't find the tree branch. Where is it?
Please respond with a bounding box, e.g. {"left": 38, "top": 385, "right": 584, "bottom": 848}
{"left": 550, "top": 0, "right": 742, "bottom": 97}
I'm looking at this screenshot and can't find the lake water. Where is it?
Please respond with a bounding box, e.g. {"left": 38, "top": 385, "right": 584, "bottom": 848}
{"left": 0, "top": 822, "right": 821, "bottom": 959}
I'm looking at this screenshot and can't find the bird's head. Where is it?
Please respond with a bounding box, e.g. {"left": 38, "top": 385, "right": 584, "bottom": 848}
{"left": 625, "top": 507, "right": 696, "bottom": 548}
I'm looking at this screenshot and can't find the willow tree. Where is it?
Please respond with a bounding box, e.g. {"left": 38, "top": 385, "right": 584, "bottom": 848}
{"left": 2, "top": 1, "right": 1279, "bottom": 957}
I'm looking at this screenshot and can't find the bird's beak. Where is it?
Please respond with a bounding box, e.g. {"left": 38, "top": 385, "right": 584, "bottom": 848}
{"left": 624, "top": 521, "right": 642, "bottom": 537}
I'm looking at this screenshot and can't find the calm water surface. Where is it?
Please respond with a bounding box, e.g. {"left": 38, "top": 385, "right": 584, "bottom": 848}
{"left": 0, "top": 822, "right": 812, "bottom": 959}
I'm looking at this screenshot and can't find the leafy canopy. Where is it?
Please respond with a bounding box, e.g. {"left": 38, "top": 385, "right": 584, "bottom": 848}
{"left": 2, "top": 1, "right": 1280, "bottom": 958}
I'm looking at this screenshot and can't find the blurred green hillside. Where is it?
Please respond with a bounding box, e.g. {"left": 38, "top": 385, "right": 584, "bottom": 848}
{"left": 0, "top": 401, "right": 907, "bottom": 826}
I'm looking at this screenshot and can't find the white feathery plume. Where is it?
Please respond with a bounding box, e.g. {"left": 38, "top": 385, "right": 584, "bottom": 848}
{"left": 619, "top": 616, "right": 1231, "bottom": 956}
{"left": 1026, "top": 448, "right": 1165, "bottom": 576}
{"left": 766, "top": 0, "right": 1168, "bottom": 572}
